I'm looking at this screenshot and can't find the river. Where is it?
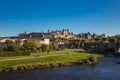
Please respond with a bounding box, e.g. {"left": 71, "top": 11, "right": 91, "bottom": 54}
{"left": 0, "top": 57, "right": 120, "bottom": 80}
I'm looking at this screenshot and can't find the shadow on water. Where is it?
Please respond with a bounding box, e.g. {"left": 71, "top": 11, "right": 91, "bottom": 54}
{"left": 104, "top": 47, "right": 116, "bottom": 57}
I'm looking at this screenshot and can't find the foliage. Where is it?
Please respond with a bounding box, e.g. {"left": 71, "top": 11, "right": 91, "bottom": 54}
{"left": 4, "top": 44, "right": 19, "bottom": 51}
{"left": 15, "top": 39, "right": 22, "bottom": 45}
{"left": 88, "top": 56, "right": 98, "bottom": 64}
{"left": 85, "top": 56, "right": 98, "bottom": 65}
{"left": 0, "top": 41, "right": 32, "bottom": 57}
{"left": 102, "top": 38, "right": 108, "bottom": 42}
{"left": 23, "top": 39, "right": 37, "bottom": 52}
{"left": 51, "top": 43, "right": 59, "bottom": 50}
{"left": 41, "top": 44, "right": 50, "bottom": 52}
{"left": 108, "top": 37, "right": 117, "bottom": 43}
{"left": 5, "top": 40, "right": 13, "bottom": 44}
{"left": 0, "top": 51, "right": 31, "bottom": 57}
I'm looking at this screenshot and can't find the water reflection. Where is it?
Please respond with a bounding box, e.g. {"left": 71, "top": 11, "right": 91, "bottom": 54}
{"left": 0, "top": 57, "right": 120, "bottom": 80}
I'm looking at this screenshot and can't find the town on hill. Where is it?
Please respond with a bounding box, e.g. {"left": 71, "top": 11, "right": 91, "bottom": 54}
{"left": 18, "top": 29, "right": 105, "bottom": 39}
{"left": 0, "top": 29, "right": 120, "bottom": 73}
{"left": 0, "top": 29, "right": 120, "bottom": 55}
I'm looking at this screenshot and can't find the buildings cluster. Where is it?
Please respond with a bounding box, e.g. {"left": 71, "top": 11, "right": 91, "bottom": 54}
{"left": 0, "top": 29, "right": 106, "bottom": 47}
{"left": 0, "top": 38, "right": 50, "bottom": 46}
{"left": 77, "top": 32, "right": 105, "bottom": 40}
{"left": 18, "top": 29, "right": 105, "bottom": 39}
{"left": 1, "top": 29, "right": 120, "bottom": 53}
{"left": 18, "top": 29, "right": 75, "bottom": 39}
{"left": 18, "top": 29, "right": 106, "bottom": 40}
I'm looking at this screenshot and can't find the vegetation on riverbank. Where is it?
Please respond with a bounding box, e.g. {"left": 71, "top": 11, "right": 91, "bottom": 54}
{"left": 0, "top": 49, "right": 102, "bottom": 72}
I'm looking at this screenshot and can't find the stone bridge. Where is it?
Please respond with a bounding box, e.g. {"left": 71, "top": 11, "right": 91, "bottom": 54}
{"left": 85, "top": 42, "right": 120, "bottom": 55}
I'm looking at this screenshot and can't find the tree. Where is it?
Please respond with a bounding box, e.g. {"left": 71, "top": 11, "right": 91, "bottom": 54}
{"left": 52, "top": 43, "right": 59, "bottom": 50}
{"left": 15, "top": 39, "right": 22, "bottom": 45}
{"left": 5, "top": 40, "right": 13, "bottom": 44}
{"left": 41, "top": 44, "right": 50, "bottom": 52}
{"left": 4, "top": 44, "right": 19, "bottom": 51}
{"left": 23, "top": 39, "right": 37, "bottom": 52}
{"left": 109, "top": 37, "right": 117, "bottom": 43}
{"left": 114, "top": 34, "right": 120, "bottom": 43}
{"left": 87, "top": 32, "right": 91, "bottom": 35}
{"left": 102, "top": 38, "right": 108, "bottom": 42}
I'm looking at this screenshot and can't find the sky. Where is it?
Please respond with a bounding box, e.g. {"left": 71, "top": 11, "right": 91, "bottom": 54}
{"left": 0, "top": 0, "right": 120, "bottom": 37}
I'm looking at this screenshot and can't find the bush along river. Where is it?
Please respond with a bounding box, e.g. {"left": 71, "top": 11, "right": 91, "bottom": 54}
{"left": 0, "top": 56, "right": 120, "bottom": 80}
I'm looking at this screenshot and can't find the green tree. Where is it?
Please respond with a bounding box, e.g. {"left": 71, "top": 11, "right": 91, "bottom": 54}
{"left": 23, "top": 39, "right": 37, "bottom": 52}
{"left": 16, "top": 39, "right": 22, "bottom": 45}
{"left": 102, "top": 38, "right": 108, "bottom": 42}
{"left": 41, "top": 44, "right": 50, "bottom": 52}
{"left": 109, "top": 37, "right": 117, "bottom": 43}
{"left": 52, "top": 43, "right": 58, "bottom": 50}
{"left": 4, "top": 44, "right": 19, "bottom": 51}
{"left": 5, "top": 40, "right": 13, "bottom": 44}
{"left": 114, "top": 34, "right": 120, "bottom": 43}
{"left": 87, "top": 32, "right": 91, "bottom": 35}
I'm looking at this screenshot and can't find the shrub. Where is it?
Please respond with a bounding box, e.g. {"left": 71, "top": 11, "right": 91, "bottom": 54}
{"left": 27, "top": 64, "right": 34, "bottom": 70}
{"left": 3, "top": 67, "right": 11, "bottom": 72}
{"left": 85, "top": 59, "right": 92, "bottom": 65}
{"left": 10, "top": 66, "right": 17, "bottom": 71}
{"left": 17, "top": 65, "right": 25, "bottom": 70}
{"left": 50, "top": 63, "right": 59, "bottom": 68}
{"left": 4, "top": 44, "right": 19, "bottom": 51}
{"left": 23, "top": 39, "right": 37, "bottom": 52}
{"left": 88, "top": 56, "right": 98, "bottom": 64}
{"left": 0, "top": 51, "right": 31, "bottom": 57}
{"left": 41, "top": 45, "right": 50, "bottom": 52}
{"left": 20, "top": 51, "right": 31, "bottom": 56}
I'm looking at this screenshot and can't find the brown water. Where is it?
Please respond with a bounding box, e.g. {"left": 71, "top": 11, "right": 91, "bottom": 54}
{"left": 0, "top": 57, "right": 120, "bottom": 80}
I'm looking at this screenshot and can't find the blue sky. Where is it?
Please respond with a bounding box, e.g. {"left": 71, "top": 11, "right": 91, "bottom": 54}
{"left": 0, "top": 0, "right": 120, "bottom": 37}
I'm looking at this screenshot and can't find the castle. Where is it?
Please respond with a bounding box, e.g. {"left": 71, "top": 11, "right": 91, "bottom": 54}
{"left": 18, "top": 29, "right": 106, "bottom": 40}
{"left": 18, "top": 29, "right": 75, "bottom": 39}
{"left": 77, "top": 32, "right": 105, "bottom": 40}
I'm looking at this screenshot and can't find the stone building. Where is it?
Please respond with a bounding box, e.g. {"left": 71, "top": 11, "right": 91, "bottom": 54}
{"left": 18, "top": 29, "right": 75, "bottom": 39}
{"left": 18, "top": 32, "right": 44, "bottom": 39}
{"left": 43, "top": 39, "right": 50, "bottom": 45}
{"left": 0, "top": 38, "right": 16, "bottom": 45}
{"left": 77, "top": 32, "right": 92, "bottom": 39}
{"left": 77, "top": 32, "right": 105, "bottom": 40}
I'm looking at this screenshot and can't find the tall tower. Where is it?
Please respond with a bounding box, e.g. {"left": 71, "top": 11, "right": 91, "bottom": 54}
{"left": 48, "top": 30, "right": 50, "bottom": 33}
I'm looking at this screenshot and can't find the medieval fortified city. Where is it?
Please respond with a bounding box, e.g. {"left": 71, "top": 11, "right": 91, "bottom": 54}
{"left": 0, "top": 29, "right": 120, "bottom": 54}
{"left": 0, "top": 0, "right": 120, "bottom": 80}
{"left": 0, "top": 29, "right": 120, "bottom": 80}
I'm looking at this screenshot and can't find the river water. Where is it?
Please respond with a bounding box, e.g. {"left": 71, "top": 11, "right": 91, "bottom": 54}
{"left": 0, "top": 57, "right": 120, "bottom": 80}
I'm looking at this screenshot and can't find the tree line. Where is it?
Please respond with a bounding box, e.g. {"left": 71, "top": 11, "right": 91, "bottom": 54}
{"left": 0, "top": 39, "right": 60, "bottom": 57}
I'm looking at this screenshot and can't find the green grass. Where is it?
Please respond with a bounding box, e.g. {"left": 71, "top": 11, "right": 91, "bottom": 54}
{"left": 0, "top": 49, "right": 101, "bottom": 71}
{"left": 0, "top": 49, "right": 87, "bottom": 60}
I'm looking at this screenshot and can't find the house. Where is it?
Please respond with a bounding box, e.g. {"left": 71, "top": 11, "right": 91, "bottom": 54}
{"left": 0, "top": 38, "right": 16, "bottom": 45}
{"left": 43, "top": 39, "right": 50, "bottom": 45}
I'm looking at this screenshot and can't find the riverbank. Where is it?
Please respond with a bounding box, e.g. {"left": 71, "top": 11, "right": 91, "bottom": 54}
{"left": 1, "top": 57, "right": 119, "bottom": 80}
{"left": 0, "top": 49, "right": 102, "bottom": 72}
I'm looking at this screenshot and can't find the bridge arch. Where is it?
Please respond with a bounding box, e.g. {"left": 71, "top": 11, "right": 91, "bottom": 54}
{"left": 105, "top": 44, "right": 116, "bottom": 55}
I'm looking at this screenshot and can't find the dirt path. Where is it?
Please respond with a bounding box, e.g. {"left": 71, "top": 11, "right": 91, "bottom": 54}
{"left": 0, "top": 54, "right": 63, "bottom": 62}
{"left": 0, "top": 57, "right": 36, "bottom": 61}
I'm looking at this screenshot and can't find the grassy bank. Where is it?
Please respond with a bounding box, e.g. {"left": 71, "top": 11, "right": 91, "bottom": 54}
{"left": 0, "top": 49, "right": 102, "bottom": 72}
